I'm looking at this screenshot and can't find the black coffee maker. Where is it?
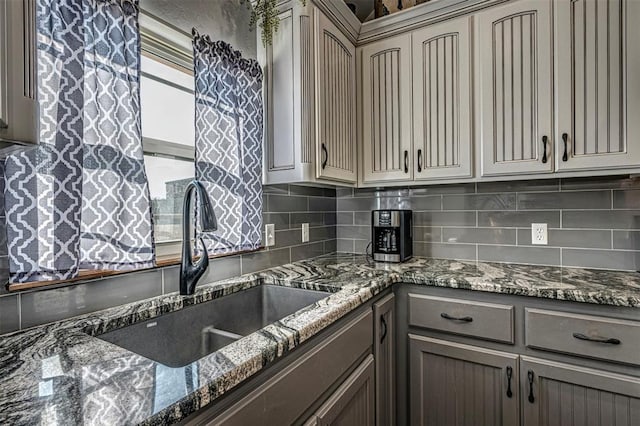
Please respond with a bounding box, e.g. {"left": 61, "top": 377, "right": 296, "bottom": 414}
{"left": 371, "top": 210, "right": 412, "bottom": 262}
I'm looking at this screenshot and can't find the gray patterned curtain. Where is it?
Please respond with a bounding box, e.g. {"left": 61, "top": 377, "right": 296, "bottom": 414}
{"left": 3, "top": 0, "right": 155, "bottom": 283}
{"left": 192, "top": 33, "right": 263, "bottom": 254}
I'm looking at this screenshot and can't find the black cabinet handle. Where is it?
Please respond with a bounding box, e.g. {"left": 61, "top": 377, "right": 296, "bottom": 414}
{"left": 380, "top": 315, "right": 388, "bottom": 344}
{"left": 404, "top": 150, "right": 409, "bottom": 173}
{"left": 417, "top": 149, "right": 422, "bottom": 172}
{"left": 541, "top": 136, "right": 548, "bottom": 164}
{"left": 562, "top": 133, "right": 568, "bottom": 162}
{"left": 572, "top": 332, "right": 621, "bottom": 345}
{"left": 527, "top": 370, "right": 535, "bottom": 403}
{"left": 440, "top": 313, "right": 473, "bottom": 322}
{"left": 321, "top": 143, "right": 328, "bottom": 169}
{"left": 506, "top": 366, "right": 513, "bottom": 398}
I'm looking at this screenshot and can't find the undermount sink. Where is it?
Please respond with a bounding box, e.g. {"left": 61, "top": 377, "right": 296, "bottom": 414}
{"left": 97, "top": 285, "right": 329, "bottom": 368}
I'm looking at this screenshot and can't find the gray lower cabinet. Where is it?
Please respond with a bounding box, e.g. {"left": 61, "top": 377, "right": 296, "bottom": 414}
{"left": 196, "top": 308, "right": 374, "bottom": 425}
{"left": 521, "top": 356, "right": 640, "bottom": 426}
{"left": 374, "top": 294, "right": 395, "bottom": 426}
{"left": 409, "top": 334, "right": 520, "bottom": 426}
{"left": 306, "top": 355, "right": 375, "bottom": 426}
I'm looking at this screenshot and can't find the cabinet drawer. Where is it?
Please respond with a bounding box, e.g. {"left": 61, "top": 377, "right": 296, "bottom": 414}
{"left": 525, "top": 308, "right": 640, "bottom": 366}
{"left": 408, "top": 294, "right": 514, "bottom": 344}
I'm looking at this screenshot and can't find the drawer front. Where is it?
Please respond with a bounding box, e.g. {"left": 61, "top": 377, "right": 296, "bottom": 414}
{"left": 408, "top": 294, "right": 514, "bottom": 344}
{"left": 525, "top": 308, "right": 640, "bottom": 366}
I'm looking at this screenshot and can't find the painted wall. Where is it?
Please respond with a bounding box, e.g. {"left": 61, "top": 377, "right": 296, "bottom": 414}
{"left": 140, "top": 0, "right": 257, "bottom": 59}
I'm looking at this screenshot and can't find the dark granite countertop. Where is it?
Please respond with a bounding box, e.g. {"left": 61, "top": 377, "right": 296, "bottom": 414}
{"left": 2, "top": 254, "right": 640, "bottom": 425}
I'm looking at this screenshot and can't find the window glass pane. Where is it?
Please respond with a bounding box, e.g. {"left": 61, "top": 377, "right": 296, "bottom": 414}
{"left": 140, "top": 55, "right": 195, "bottom": 147}
{"left": 145, "top": 155, "right": 194, "bottom": 243}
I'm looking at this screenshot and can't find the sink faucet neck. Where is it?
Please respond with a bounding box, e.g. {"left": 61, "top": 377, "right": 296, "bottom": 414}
{"left": 180, "top": 181, "right": 216, "bottom": 296}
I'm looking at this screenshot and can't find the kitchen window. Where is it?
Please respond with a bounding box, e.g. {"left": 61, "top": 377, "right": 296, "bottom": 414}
{"left": 140, "top": 13, "right": 197, "bottom": 257}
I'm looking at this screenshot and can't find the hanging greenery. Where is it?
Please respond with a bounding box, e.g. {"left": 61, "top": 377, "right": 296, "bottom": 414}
{"left": 242, "top": 0, "right": 306, "bottom": 46}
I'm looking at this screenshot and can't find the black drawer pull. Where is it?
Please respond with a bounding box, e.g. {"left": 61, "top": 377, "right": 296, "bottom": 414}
{"left": 572, "top": 332, "right": 621, "bottom": 345}
{"left": 321, "top": 143, "right": 328, "bottom": 169}
{"left": 440, "top": 313, "right": 473, "bottom": 322}
{"left": 541, "top": 135, "right": 548, "bottom": 163}
{"left": 417, "top": 149, "right": 422, "bottom": 172}
{"left": 380, "top": 315, "right": 388, "bottom": 344}
{"left": 562, "top": 133, "right": 568, "bottom": 162}
{"left": 506, "top": 366, "right": 513, "bottom": 398}
{"left": 527, "top": 370, "right": 535, "bottom": 403}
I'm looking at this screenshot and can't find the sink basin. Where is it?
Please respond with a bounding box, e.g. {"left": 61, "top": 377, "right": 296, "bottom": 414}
{"left": 97, "top": 285, "right": 329, "bottom": 367}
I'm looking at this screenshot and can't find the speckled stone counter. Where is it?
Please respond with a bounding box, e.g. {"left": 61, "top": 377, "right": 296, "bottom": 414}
{"left": 2, "top": 254, "right": 640, "bottom": 425}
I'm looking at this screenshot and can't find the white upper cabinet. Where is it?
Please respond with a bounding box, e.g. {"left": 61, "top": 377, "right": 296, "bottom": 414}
{"left": 412, "top": 17, "right": 473, "bottom": 181}
{"left": 555, "top": 0, "right": 640, "bottom": 171}
{"left": 476, "top": 0, "right": 554, "bottom": 176}
{"left": 260, "top": 1, "right": 357, "bottom": 186}
{"left": 315, "top": 11, "right": 357, "bottom": 183}
{"left": 0, "top": 0, "right": 38, "bottom": 145}
{"left": 360, "top": 34, "right": 413, "bottom": 183}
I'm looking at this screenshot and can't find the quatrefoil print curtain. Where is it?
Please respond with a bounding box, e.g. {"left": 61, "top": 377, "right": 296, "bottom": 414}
{"left": 3, "top": 0, "right": 155, "bottom": 283}
{"left": 192, "top": 33, "right": 264, "bottom": 255}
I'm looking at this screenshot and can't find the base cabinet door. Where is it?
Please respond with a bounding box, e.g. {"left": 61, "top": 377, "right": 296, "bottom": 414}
{"left": 409, "top": 335, "right": 520, "bottom": 426}
{"left": 307, "top": 355, "right": 375, "bottom": 426}
{"left": 374, "top": 294, "right": 395, "bottom": 426}
{"left": 521, "top": 356, "right": 640, "bottom": 426}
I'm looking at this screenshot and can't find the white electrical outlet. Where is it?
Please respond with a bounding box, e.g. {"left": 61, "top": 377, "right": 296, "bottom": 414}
{"left": 265, "top": 224, "right": 275, "bottom": 247}
{"left": 531, "top": 223, "right": 548, "bottom": 245}
{"left": 301, "top": 223, "right": 309, "bottom": 243}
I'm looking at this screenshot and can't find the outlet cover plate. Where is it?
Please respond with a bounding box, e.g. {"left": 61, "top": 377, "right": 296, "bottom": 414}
{"left": 265, "top": 224, "right": 275, "bottom": 247}
{"left": 531, "top": 223, "right": 548, "bottom": 245}
{"left": 302, "top": 223, "right": 309, "bottom": 243}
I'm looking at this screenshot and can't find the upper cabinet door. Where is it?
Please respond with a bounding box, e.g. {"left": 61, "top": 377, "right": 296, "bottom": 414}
{"left": 360, "top": 34, "right": 413, "bottom": 184}
{"left": 412, "top": 17, "right": 473, "bottom": 181}
{"left": 0, "top": 0, "right": 38, "bottom": 145}
{"left": 476, "top": 0, "right": 554, "bottom": 176}
{"left": 315, "top": 11, "right": 357, "bottom": 183}
{"left": 555, "top": 0, "right": 640, "bottom": 171}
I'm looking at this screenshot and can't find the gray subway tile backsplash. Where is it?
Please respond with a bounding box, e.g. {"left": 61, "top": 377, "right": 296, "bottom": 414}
{"left": 414, "top": 211, "right": 477, "bottom": 227}
{"left": 562, "top": 249, "right": 640, "bottom": 271}
{"left": 0, "top": 294, "right": 19, "bottom": 334}
{"left": 443, "top": 193, "right": 516, "bottom": 211}
{"left": 414, "top": 242, "right": 476, "bottom": 261}
{"left": 443, "top": 227, "right": 516, "bottom": 245}
{"left": 337, "top": 176, "right": 640, "bottom": 271}
{"left": 20, "top": 269, "right": 163, "bottom": 329}
{"left": 477, "top": 179, "right": 560, "bottom": 193}
{"left": 562, "top": 210, "right": 640, "bottom": 229}
{"left": 478, "top": 245, "right": 561, "bottom": 266}
{"left": 613, "top": 190, "right": 640, "bottom": 209}
{"left": 478, "top": 211, "right": 561, "bottom": 228}
{"left": 517, "top": 229, "right": 612, "bottom": 249}
{"left": 517, "top": 190, "right": 611, "bottom": 210}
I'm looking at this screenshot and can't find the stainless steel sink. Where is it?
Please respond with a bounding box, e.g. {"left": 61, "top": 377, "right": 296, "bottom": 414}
{"left": 97, "top": 285, "right": 329, "bottom": 367}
